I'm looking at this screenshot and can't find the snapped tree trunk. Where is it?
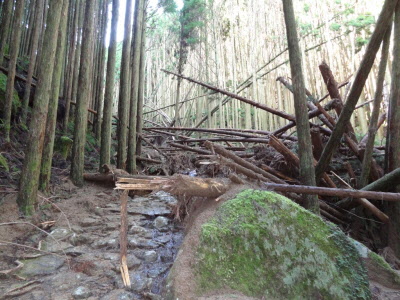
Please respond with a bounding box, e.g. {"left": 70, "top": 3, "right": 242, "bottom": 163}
{"left": 100, "top": 0, "right": 119, "bottom": 168}
{"left": 70, "top": 0, "right": 96, "bottom": 186}
{"left": 17, "top": 0, "right": 63, "bottom": 215}
{"left": 282, "top": 0, "right": 319, "bottom": 213}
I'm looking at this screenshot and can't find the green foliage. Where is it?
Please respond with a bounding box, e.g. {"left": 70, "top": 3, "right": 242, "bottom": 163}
{"left": 345, "top": 13, "right": 375, "bottom": 29}
{"left": 299, "top": 22, "right": 312, "bottom": 35}
{"left": 330, "top": 23, "right": 341, "bottom": 31}
{"left": 180, "top": 0, "right": 206, "bottom": 50}
{"left": 303, "top": 3, "right": 310, "bottom": 13}
{"left": 196, "top": 190, "right": 371, "bottom": 299}
{"left": 356, "top": 36, "right": 369, "bottom": 50}
{"left": 0, "top": 153, "right": 9, "bottom": 172}
{"left": 159, "top": 0, "right": 177, "bottom": 13}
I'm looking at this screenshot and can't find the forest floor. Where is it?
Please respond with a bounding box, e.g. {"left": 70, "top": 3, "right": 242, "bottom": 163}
{"left": 1, "top": 126, "right": 400, "bottom": 299}
{"left": 0, "top": 177, "right": 184, "bottom": 299}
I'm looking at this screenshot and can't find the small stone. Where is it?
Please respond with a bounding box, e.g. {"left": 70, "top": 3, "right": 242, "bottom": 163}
{"left": 130, "top": 272, "right": 152, "bottom": 292}
{"left": 94, "top": 207, "right": 103, "bottom": 216}
{"left": 71, "top": 234, "right": 91, "bottom": 246}
{"left": 129, "top": 225, "right": 152, "bottom": 238}
{"left": 143, "top": 292, "right": 162, "bottom": 300}
{"left": 65, "top": 246, "right": 86, "bottom": 257}
{"left": 80, "top": 217, "right": 100, "bottom": 227}
{"left": 155, "top": 235, "right": 171, "bottom": 244}
{"left": 93, "top": 238, "right": 118, "bottom": 249}
{"left": 154, "top": 217, "right": 169, "bottom": 230}
{"left": 47, "top": 228, "right": 72, "bottom": 241}
{"left": 143, "top": 250, "right": 158, "bottom": 263}
{"left": 148, "top": 264, "right": 170, "bottom": 278}
{"left": 128, "top": 238, "right": 158, "bottom": 249}
{"left": 100, "top": 289, "right": 135, "bottom": 300}
{"left": 72, "top": 286, "right": 92, "bottom": 299}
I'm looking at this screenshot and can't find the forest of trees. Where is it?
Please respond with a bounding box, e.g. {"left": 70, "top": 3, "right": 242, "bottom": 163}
{"left": 0, "top": 0, "right": 400, "bottom": 263}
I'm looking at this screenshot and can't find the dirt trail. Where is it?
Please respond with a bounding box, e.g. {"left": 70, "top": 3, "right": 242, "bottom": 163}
{"left": 0, "top": 179, "right": 183, "bottom": 300}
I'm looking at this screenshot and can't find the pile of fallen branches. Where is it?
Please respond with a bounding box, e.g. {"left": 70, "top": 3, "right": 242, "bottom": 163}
{"left": 84, "top": 53, "right": 399, "bottom": 230}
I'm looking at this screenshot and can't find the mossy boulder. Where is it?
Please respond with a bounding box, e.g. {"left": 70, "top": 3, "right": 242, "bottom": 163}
{"left": 195, "top": 189, "right": 371, "bottom": 299}
{"left": 0, "top": 73, "right": 21, "bottom": 116}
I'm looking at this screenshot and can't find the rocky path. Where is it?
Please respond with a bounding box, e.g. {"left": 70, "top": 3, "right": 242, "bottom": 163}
{"left": 0, "top": 188, "right": 183, "bottom": 300}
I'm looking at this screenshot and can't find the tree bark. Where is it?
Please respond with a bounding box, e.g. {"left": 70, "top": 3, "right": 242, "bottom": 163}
{"left": 136, "top": 21, "right": 146, "bottom": 157}
{"left": 100, "top": 0, "right": 119, "bottom": 168}
{"left": 117, "top": 0, "right": 133, "bottom": 169}
{"left": 17, "top": 0, "right": 63, "bottom": 215}
{"left": 70, "top": 0, "right": 96, "bottom": 186}
{"left": 387, "top": 1, "right": 400, "bottom": 256}
{"left": 282, "top": 0, "right": 319, "bottom": 213}
{"left": 127, "top": 0, "right": 145, "bottom": 174}
{"left": 3, "top": 0, "right": 25, "bottom": 142}
{"left": 21, "top": 0, "right": 44, "bottom": 124}
{"left": 0, "top": 0, "right": 13, "bottom": 67}
{"left": 39, "top": 0, "right": 69, "bottom": 191}
{"left": 315, "top": 0, "right": 399, "bottom": 181}
{"left": 359, "top": 26, "right": 392, "bottom": 188}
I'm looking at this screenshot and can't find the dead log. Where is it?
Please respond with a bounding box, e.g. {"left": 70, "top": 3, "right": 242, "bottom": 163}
{"left": 337, "top": 168, "right": 400, "bottom": 209}
{"left": 310, "top": 127, "right": 324, "bottom": 160}
{"left": 261, "top": 183, "right": 400, "bottom": 202}
{"left": 173, "top": 137, "right": 271, "bottom": 144}
{"left": 147, "top": 126, "right": 262, "bottom": 139}
{"left": 269, "top": 135, "right": 337, "bottom": 188}
{"left": 204, "top": 141, "right": 283, "bottom": 184}
{"left": 161, "top": 69, "right": 296, "bottom": 122}
{"left": 137, "top": 157, "right": 162, "bottom": 164}
{"left": 318, "top": 61, "right": 357, "bottom": 141}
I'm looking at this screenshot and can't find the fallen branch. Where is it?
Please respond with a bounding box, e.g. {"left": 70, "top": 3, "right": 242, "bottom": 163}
{"left": 161, "top": 69, "right": 296, "bottom": 122}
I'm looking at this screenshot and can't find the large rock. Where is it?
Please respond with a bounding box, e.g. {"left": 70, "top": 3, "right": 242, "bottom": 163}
{"left": 168, "top": 189, "right": 371, "bottom": 299}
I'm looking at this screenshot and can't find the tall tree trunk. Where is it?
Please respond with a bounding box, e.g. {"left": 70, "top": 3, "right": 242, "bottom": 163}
{"left": 39, "top": 0, "right": 69, "bottom": 191}
{"left": 17, "top": 0, "right": 63, "bottom": 215}
{"left": 100, "top": 0, "right": 120, "bottom": 168}
{"left": 0, "top": 0, "right": 13, "bottom": 67}
{"left": 127, "top": 0, "right": 145, "bottom": 174}
{"left": 70, "top": 0, "right": 96, "bottom": 186}
{"left": 282, "top": 0, "right": 319, "bottom": 214}
{"left": 63, "top": 0, "right": 80, "bottom": 131}
{"left": 136, "top": 18, "right": 146, "bottom": 157}
{"left": 64, "top": 0, "right": 84, "bottom": 131}
{"left": 3, "top": 0, "right": 25, "bottom": 142}
{"left": 387, "top": 2, "right": 400, "bottom": 256}
{"left": 315, "top": 0, "right": 399, "bottom": 181}
{"left": 359, "top": 26, "right": 392, "bottom": 188}
{"left": 94, "top": 0, "right": 107, "bottom": 140}
{"left": 117, "top": 0, "right": 133, "bottom": 169}
{"left": 21, "top": 0, "right": 44, "bottom": 124}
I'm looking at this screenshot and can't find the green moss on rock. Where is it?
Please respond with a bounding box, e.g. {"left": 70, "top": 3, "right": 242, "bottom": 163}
{"left": 196, "top": 189, "right": 370, "bottom": 299}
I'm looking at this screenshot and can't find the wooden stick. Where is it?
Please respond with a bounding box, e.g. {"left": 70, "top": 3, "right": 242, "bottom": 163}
{"left": 119, "top": 190, "right": 131, "bottom": 287}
